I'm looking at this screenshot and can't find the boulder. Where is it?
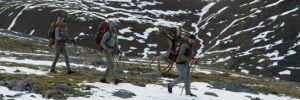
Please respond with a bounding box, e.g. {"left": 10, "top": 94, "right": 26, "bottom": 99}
{"left": 56, "top": 84, "right": 71, "bottom": 91}
{"left": 8, "top": 80, "right": 37, "bottom": 93}
{"left": 44, "top": 89, "right": 61, "bottom": 99}
{"left": 133, "top": 82, "right": 145, "bottom": 87}
{"left": 204, "top": 92, "right": 218, "bottom": 97}
{"left": 112, "top": 89, "right": 136, "bottom": 98}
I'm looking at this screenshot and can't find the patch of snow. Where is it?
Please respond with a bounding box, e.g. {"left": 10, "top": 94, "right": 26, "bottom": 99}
{"left": 0, "top": 66, "right": 47, "bottom": 75}
{"left": 8, "top": 12, "right": 13, "bottom": 16}
{"left": 264, "top": 0, "right": 285, "bottom": 8}
{"left": 147, "top": 44, "right": 158, "bottom": 47}
{"left": 240, "top": 0, "right": 261, "bottom": 7}
{"left": 297, "top": 32, "right": 300, "bottom": 38}
{"left": 79, "top": 32, "right": 85, "bottom": 36}
{"left": 29, "top": 29, "right": 35, "bottom": 36}
{"left": 215, "top": 56, "right": 231, "bottom": 63}
{"left": 77, "top": 17, "right": 86, "bottom": 21}
{"left": 256, "top": 67, "right": 264, "bottom": 70}
{"left": 136, "top": 39, "right": 145, "bottom": 43}
{"left": 258, "top": 59, "right": 265, "bottom": 63}
{"left": 241, "top": 69, "right": 250, "bottom": 74}
{"left": 119, "top": 27, "right": 132, "bottom": 34}
{"left": 133, "top": 27, "right": 159, "bottom": 39}
{"left": 130, "top": 46, "right": 137, "bottom": 50}
{"left": 253, "top": 31, "right": 274, "bottom": 43}
{"left": 139, "top": 48, "right": 156, "bottom": 58}
{"left": 206, "top": 32, "right": 211, "bottom": 37}
{"left": 118, "top": 36, "right": 134, "bottom": 41}
{"left": 280, "top": 7, "right": 299, "bottom": 16}
{"left": 279, "top": 70, "right": 291, "bottom": 75}
{"left": 89, "top": 26, "right": 92, "bottom": 29}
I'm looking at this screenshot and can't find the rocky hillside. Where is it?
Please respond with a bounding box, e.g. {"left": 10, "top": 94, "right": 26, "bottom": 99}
{"left": 0, "top": 0, "right": 299, "bottom": 83}
{"left": 0, "top": 29, "right": 300, "bottom": 100}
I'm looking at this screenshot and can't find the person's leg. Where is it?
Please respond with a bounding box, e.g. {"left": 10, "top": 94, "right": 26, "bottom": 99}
{"left": 185, "top": 66, "right": 192, "bottom": 94}
{"left": 101, "top": 51, "right": 113, "bottom": 80}
{"left": 62, "top": 44, "right": 71, "bottom": 71}
{"left": 50, "top": 43, "right": 62, "bottom": 72}
{"left": 169, "top": 64, "right": 186, "bottom": 88}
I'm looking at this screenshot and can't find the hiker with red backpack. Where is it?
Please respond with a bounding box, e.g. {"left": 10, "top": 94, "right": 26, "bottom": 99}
{"left": 94, "top": 21, "right": 123, "bottom": 84}
{"left": 50, "top": 18, "right": 75, "bottom": 74}
{"left": 167, "top": 34, "right": 198, "bottom": 97}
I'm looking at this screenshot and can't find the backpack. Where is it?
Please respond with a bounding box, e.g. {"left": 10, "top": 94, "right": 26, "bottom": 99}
{"left": 95, "top": 21, "right": 111, "bottom": 50}
{"left": 48, "top": 16, "right": 61, "bottom": 45}
{"left": 159, "top": 27, "right": 183, "bottom": 63}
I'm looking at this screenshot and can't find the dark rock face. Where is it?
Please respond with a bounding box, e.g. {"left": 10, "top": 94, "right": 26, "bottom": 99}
{"left": 204, "top": 92, "right": 218, "bottom": 97}
{"left": 112, "top": 89, "right": 136, "bottom": 98}
{"left": 8, "top": 80, "right": 37, "bottom": 93}
{"left": 210, "top": 82, "right": 258, "bottom": 94}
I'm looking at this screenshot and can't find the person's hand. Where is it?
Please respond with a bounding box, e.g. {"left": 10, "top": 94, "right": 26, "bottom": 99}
{"left": 107, "top": 49, "right": 113, "bottom": 53}
{"left": 119, "top": 51, "right": 123, "bottom": 57}
{"left": 190, "top": 59, "right": 197, "bottom": 64}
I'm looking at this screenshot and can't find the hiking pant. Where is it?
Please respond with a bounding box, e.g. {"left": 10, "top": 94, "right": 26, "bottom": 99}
{"left": 51, "top": 41, "right": 71, "bottom": 71}
{"left": 101, "top": 50, "right": 117, "bottom": 80}
{"left": 169, "top": 64, "right": 192, "bottom": 94}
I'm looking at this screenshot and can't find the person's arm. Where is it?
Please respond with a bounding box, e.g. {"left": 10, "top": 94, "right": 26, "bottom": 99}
{"left": 100, "top": 32, "right": 110, "bottom": 50}
{"left": 178, "top": 44, "right": 191, "bottom": 62}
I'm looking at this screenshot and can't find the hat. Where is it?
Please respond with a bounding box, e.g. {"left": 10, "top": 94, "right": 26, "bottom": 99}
{"left": 189, "top": 35, "right": 196, "bottom": 40}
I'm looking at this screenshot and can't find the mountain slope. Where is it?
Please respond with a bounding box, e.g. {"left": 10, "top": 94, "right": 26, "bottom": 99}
{"left": 0, "top": 0, "right": 299, "bottom": 82}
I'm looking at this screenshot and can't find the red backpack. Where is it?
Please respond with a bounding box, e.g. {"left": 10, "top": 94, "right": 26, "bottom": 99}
{"left": 169, "top": 27, "right": 183, "bottom": 62}
{"left": 95, "top": 21, "right": 111, "bottom": 49}
{"left": 49, "top": 17, "right": 61, "bottom": 45}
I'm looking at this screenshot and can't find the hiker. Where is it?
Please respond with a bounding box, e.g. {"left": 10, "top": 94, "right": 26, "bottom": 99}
{"left": 50, "top": 18, "right": 75, "bottom": 74}
{"left": 167, "top": 34, "right": 198, "bottom": 97}
{"left": 96, "top": 21, "right": 123, "bottom": 84}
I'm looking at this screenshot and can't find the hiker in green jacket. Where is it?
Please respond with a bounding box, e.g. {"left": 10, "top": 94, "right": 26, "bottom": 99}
{"left": 99, "top": 21, "right": 123, "bottom": 84}
{"left": 50, "top": 18, "right": 75, "bottom": 74}
{"left": 168, "top": 34, "right": 198, "bottom": 97}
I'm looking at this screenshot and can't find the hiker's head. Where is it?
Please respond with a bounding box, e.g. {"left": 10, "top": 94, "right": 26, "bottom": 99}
{"left": 62, "top": 19, "right": 67, "bottom": 26}
{"left": 51, "top": 22, "right": 55, "bottom": 27}
{"left": 188, "top": 35, "right": 196, "bottom": 44}
{"left": 109, "top": 21, "right": 118, "bottom": 33}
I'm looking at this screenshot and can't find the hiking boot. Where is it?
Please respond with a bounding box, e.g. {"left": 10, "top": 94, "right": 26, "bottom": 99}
{"left": 186, "top": 93, "right": 197, "bottom": 97}
{"left": 67, "top": 70, "right": 75, "bottom": 74}
{"left": 50, "top": 70, "right": 57, "bottom": 73}
{"left": 167, "top": 83, "right": 172, "bottom": 93}
{"left": 114, "top": 79, "right": 123, "bottom": 85}
{"left": 100, "top": 79, "right": 109, "bottom": 84}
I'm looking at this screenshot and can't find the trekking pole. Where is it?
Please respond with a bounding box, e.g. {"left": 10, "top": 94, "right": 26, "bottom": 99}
{"left": 73, "top": 40, "right": 80, "bottom": 72}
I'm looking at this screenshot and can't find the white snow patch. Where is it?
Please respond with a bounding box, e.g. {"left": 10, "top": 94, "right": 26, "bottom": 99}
{"left": 258, "top": 59, "right": 265, "bottom": 63}
{"left": 264, "top": 0, "right": 285, "bottom": 8}
{"left": 130, "top": 46, "right": 137, "bottom": 50}
{"left": 253, "top": 31, "right": 274, "bottom": 43}
{"left": 241, "top": 69, "right": 250, "bottom": 74}
{"left": 206, "top": 32, "right": 211, "bottom": 37}
{"left": 29, "top": 29, "right": 35, "bottom": 36}
{"left": 147, "top": 44, "right": 158, "bottom": 47}
{"left": 89, "top": 26, "right": 92, "bottom": 29}
{"left": 140, "top": 48, "right": 156, "bottom": 58}
{"left": 297, "top": 32, "right": 300, "bottom": 38}
{"left": 119, "top": 27, "right": 132, "bottom": 34}
{"left": 279, "top": 70, "right": 291, "bottom": 75}
{"left": 118, "top": 36, "right": 134, "bottom": 41}
{"left": 79, "top": 32, "right": 85, "bottom": 36}
{"left": 215, "top": 56, "right": 231, "bottom": 63}
{"left": 8, "top": 12, "right": 13, "bottom": 16}
{"left": 0, "top": 66, "right": 47, "bottom": 75}
{"left": 134, "top": 27, "right": 159, "bottom": 39}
